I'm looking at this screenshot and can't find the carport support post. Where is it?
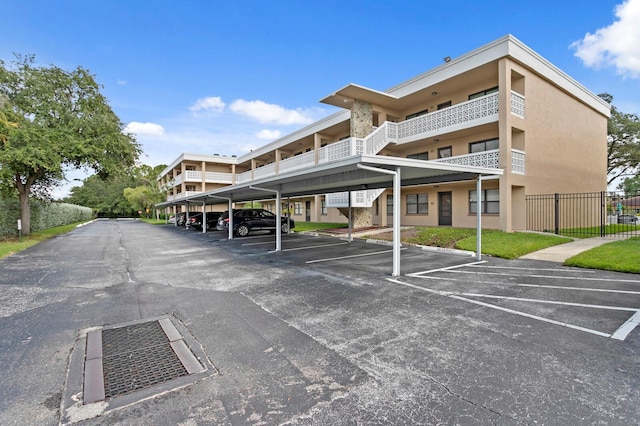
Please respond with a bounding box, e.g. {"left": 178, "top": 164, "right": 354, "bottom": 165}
{"left": 476, "top": 176, "right": 482, "bottom": 261}
{"left": 392, "top": 167, "right": 401, "bottom": 276}
{"left": 249, "top": 186, "right": 282, "bottom": 252}
{"left": 348, "top": 191, "right": 352, "bottom": 242}
{"left": 202, "top": 201, "right": 206, "bottom": 233}
{"left": 207, "top": 195, "right": 234, "bottom": 240}
{"left": 356, "top": 164, "right": 400, "bottom": 276}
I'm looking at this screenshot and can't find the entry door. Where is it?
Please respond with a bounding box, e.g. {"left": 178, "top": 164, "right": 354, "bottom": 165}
{"left": 438, "top": 192, "right": 452, "bottom": 226}
{"left": 305, "top": 201, "right": 311, "bottom": 222}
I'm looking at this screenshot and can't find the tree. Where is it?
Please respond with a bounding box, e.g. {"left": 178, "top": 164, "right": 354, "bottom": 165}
{"left": 0, "top": 55, "right": 141, "bottom": 235}
{"left": 617, "top": 175, "right": 640, "bottom": 195}
{"left": 123, "top": 164, "right": 166, "bottom": 218}
{"left": 600, "top": 93, "right": 640, "bottom": 186}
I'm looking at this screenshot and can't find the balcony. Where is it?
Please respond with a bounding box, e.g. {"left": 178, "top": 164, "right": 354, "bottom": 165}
{"left": 434, "top": 149, "right": 525, "bottom": 174}
{"left": 182, "top": 170, "right": 234, "bottom": 184}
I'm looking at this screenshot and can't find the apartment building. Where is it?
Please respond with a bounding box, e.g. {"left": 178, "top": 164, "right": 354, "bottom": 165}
{"left": 157, "top": 34, "right": 610, "bottom": 233}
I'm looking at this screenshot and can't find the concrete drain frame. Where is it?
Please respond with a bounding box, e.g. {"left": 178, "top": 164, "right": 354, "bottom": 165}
{"left": 60, "top": 314, "right": 217, "bottom": 425}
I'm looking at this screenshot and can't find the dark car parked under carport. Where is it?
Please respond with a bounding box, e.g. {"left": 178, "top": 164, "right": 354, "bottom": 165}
{"left": 216, "top": 208, "right": 294, "bottom": 237}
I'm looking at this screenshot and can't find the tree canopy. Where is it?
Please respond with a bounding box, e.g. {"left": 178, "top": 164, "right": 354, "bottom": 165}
{"left": 0, "top": 55, "right": 141, "bottom": 234}
{"left": 600, "top": 93, "right": 640, "bottom": 186}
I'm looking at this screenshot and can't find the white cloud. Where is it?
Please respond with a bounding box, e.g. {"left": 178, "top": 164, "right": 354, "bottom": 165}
{"left": 229, "top": 99, "right": 315, "bottom": 125}
{"left": 256, "top": 129, "right": 281, "bottom": 140}
{"left": 189, "top": 96, "right": 226, "bottom": 113}
{"left": 117, "top": 79, "right": 127, "bottom": 85}
{"left": 124, "top": 121, "right": 165, "bottom": 137}
{"left": 571, "top": 0, "right": 640, "bottom": 78}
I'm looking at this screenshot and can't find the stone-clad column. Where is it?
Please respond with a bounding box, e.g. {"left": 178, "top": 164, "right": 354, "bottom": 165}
{"left": 351, "top": 100, "right": 373, "bottom": 138}
{"left": 350, "top": 99, "right": 375, "bottom": 228}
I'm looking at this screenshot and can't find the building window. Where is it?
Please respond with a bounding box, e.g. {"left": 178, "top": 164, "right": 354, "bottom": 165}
{"left": 407, "top": 194, "right": 428, "bottom": 214}
{"left": 406, "top": 108, "right": 429, "bottom": 120}
{"left": 438, "top": 146, "right": 452, "bottom": 158}
{"left": 321, "top": 199, "right": 327, "bottom": 215}
{"left": 407, "top": 152, "right": 429, "bottom": 160}
{"left": 437, "top": 101, "right": 452, "bottom": 110}
{"left": 469, "top": 138, "right": 499, "bottom": 153}
{"left": 469, "top": 189, "right": 500, "bottom": 214}
{"left": 387, "top": 195, "right": 394, "bottom": 215}
{"left": 294, "top": 202, "right": 302, "bottom": 215}
{"left": 185, "top": 185, "right": 196, "bottom": 192}
{"left": 469, "top": 86, "right": 498, "bottom": 100}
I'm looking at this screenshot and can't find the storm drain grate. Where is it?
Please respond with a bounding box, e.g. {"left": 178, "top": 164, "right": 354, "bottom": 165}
{"left": 83, "top": 317, "right": 206, "bottom": 404}
{"left": 101, "top": 321, "right": 188, "bottom": 399}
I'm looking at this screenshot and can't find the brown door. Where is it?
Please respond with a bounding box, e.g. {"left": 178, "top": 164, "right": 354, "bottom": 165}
{"left": 305, "top": 201, "right": 311, "bottom": 222}
{"left": 438, "top": 192, "right": 452, "bottom": 226}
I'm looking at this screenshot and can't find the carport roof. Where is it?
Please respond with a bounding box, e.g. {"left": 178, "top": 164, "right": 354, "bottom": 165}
{"left": 157, "top": 155, "right": 503, "bottom": 207}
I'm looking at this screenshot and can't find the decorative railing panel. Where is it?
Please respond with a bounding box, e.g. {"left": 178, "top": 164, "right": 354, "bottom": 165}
{"left": 397, "top": 93, "right": 500, "bottom": 143}
{"left": 279, "top": 150, "right": 316, "bottom": 174}
{"left": 511, "top": 149, "right": 525, "bottom": 174}
{"left": 185, "top": 170, "right": 202, "bottom": 181}
{"left": 253, "top": 163, "right": 277, "bottom": 180}
{"left": 204, "top": 171, "right": 234, "bottom": 183}
{"left": 434, "top": 149, "right": 500, "bottom": 169}
{"left": 510, "top": 91, "right": 525, "bottom": 117}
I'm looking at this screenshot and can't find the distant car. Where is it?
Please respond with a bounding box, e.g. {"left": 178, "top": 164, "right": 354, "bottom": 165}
{"left": 187, "top": 212, "right": 222, "bottom": 231}
{"left": 216, "top": 208, "right": 295, "bottom": 237}
{"left": 617, "top": 214, "right": 638, "bottom": 224}
{"left": 176, "top": 212, "right": 199, "bottom": 227}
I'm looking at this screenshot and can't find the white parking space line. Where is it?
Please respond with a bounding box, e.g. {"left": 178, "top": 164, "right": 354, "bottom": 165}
{"left": 458, "top": 293, "right": 639, "bottom": 312}
{"left": 306, "top": 248, "right": 406, "bottom": 264}
{"left": 406, "top": 261, "right": 487, "bottom": 277}
{"left": 467, "top": 264, "right": 596, "bottom": 274}
{"left": 442, "top": 270, "right": 640, "bottom": 284}
{"left": 387, "top": 278, "right": 613, "bottom": 339}
{"left": 517, "top": 283, "right": 640, "bottom": 295}
{"left": 611, "top": 311, "right": 640, "bottom": 340}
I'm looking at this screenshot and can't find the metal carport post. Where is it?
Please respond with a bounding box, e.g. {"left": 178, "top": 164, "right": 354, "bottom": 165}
{"left": 249, "top": 186, "right": 282, "bottom": 252}
{"left": 208, "top": 195, "right": 234, "bottom": 240}
{"left": 357, "top": 164, "right": 401, "bottom": 276}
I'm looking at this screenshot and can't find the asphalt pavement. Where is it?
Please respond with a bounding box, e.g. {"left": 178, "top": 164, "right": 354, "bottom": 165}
{"left": 1, "top": 219, "right": 639, "bottom": 425}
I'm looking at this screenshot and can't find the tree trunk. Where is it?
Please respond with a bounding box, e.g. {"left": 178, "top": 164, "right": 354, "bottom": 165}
{"left": 18, "top": 188, "right": 31, "bottom": 236}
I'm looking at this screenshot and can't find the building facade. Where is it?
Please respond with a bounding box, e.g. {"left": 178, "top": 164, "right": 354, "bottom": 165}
{"left": 157, "top": 35, "right": 610, "bottom": 232}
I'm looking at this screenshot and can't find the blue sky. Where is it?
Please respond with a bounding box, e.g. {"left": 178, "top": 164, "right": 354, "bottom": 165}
{"left": 1, "top": 0, "right": 639, "bottom": 197}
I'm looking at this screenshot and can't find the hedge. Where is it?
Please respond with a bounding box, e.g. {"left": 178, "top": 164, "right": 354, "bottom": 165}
{"left": 0, "top": 198, "right": 93, "bottom": 238}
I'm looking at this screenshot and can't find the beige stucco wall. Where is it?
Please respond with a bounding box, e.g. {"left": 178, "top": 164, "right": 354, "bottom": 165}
{"left": 520, "top": 65, "right": 607, "bottom": 195}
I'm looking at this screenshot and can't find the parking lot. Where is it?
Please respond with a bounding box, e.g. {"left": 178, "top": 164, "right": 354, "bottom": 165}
{"left": 4, "top": 220, "right": 640, "bottom": 425}
{"left": 182, "top": 227, "right": 640, "bottom": 343}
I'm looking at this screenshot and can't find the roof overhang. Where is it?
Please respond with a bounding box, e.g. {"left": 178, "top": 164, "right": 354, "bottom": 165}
{"left": 157, "top": 155, "right": 503, "bottom": 207}
{"left": 320, "top": 83, "right": 400, "bottom": 110}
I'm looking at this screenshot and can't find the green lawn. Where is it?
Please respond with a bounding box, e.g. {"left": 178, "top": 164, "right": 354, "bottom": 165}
{"left": 293, "top": 222, "right": 348, "bottom": 232}
{"left": 0, "top": 221, "right": 91, "bottom": 259}
{"left": 399, "top": 227, "right": 572, "bottom": 259}
{"left": 559, "top": 223, "right": 639, "bottom": 238}
{"left": 564, "top": 237, "right": 640, "bottom": 273}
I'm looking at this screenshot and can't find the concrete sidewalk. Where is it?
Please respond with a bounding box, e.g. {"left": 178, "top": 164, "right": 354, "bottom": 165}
{"left": 520, "top": 235, "right": 629, "bottom": 263}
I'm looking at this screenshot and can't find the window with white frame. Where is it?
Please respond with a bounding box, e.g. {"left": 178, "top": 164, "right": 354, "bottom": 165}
{"left": 294, "top": 202, "right": 302, "bottom": 215}
{"left": 407, "top": 194, "right": 428, "bottom": 214}
{"left": 387, "top": 195, "right": 394, "bottom": 215}
{"left": 469, "top": 189, "right": 500, "bottom": 214}
{"left": 321, "top": 199, "right": 327, "bottom": 215}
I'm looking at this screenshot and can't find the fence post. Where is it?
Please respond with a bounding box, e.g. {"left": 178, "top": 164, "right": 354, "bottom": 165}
{"left": 600, "top": 191, "right": 605, "bottom": 237}
{"left": 554, "top": 193, "right": 559, "bottom": 235}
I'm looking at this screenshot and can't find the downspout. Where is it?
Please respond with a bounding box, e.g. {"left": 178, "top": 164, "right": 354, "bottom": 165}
{"left": 356, "top": 164, "right": 401, "bottom": 276}
{"left": 249, "top": 186, "right": 282, "bottom": 252}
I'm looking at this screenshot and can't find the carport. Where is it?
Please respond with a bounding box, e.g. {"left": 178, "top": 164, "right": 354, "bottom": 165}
{"left": 158, "top": 155, "right": 502, "bottom": 276}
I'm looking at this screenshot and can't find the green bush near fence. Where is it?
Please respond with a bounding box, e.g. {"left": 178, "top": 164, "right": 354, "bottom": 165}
{"left": 0, "top": 197, "right": 93, "bottom": 238}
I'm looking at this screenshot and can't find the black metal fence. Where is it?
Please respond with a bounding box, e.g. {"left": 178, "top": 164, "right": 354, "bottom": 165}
{"left": 526, "top": 191, "right": 640, "bottom": 238}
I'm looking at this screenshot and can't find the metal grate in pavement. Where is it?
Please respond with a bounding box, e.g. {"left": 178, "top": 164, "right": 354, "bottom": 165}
{"left": 101, "top": 321, "right": 188, "bottom": 399}
{"left": 83, "top": 317, "right": 205, "bottom": 403}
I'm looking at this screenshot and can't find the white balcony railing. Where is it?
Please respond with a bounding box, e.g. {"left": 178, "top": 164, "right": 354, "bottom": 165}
{"left": 204, "top": 171, "right": 234, "bottom": 183}
{"left": 326, "top": 188, "right": 385, "bottom": 208}
{"left": 279, "top": 150, "right": 316, "bottom": 174}
{"left": 434, "top": 149, "right": 500, "bottom": 169}
{"left": 166, "top": 92, "right": 525, "bottom": 201}
{"left": 397, "top": 93, "right": 500, "bottom": 144}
